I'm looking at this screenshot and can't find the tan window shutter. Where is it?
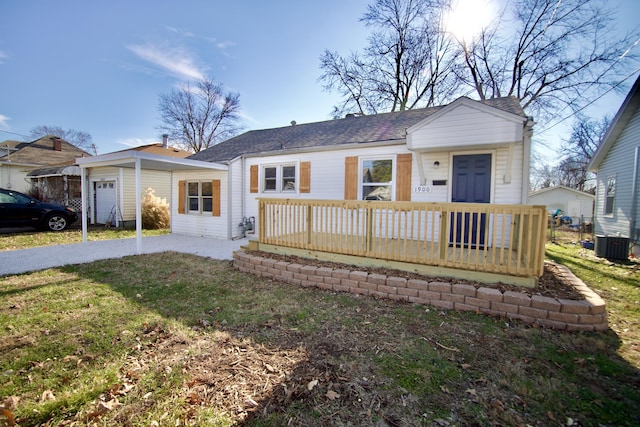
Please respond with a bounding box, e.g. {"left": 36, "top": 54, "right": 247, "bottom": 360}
{"left": 250, "top": 165, "right": 259, "bottom": 193}
{"left": 344, "top": 156, "right": 358, "bottom": 200}
{"left": 177, "top": 180, "right": 185, "bottom": 214}
{"left": 396, "top": 153, "right": 412, "bottom": 201}
{"left": 300, "top": 161, "right": 311, "bottom": 193}
{"left": 212, "top": 180, "right": 221, "bottom": 217}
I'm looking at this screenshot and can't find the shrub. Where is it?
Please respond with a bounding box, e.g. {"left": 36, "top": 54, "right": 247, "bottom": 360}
{"left": 141, "top": 188, "right": 170, "bottom": 229}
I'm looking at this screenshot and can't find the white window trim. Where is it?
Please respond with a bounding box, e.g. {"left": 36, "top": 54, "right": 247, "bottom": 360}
{"left": 186, "top": 181, "right": 213, "bottom": 215}
{"left": 604, "top": 175, "right": 616, "bottom": 217}
{"left": 261, "top": 162, "right": 299, "bottom": 193}
{"left": 359, "top": 155, "right": 396, "bottom": 201}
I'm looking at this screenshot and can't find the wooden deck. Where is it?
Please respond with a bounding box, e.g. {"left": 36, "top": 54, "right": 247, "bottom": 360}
{"left": 257, "top": 199, "right": 547, "bottom": 284}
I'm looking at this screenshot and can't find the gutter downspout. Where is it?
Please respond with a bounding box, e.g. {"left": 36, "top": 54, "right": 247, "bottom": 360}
{"left": 630, "top": 146, "right": 640, "bottom": 249}
{"left": 521, "top": 117, "right": 535, "bottom": 204}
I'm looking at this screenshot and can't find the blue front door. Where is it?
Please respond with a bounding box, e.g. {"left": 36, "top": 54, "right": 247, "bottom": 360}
{"left": 450, "top": 154, "right": 491, "bottom": 247}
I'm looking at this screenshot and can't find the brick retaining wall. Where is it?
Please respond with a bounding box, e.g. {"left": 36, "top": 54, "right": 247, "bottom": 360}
{"left": 233, "top": 251, "right": 607, "bottom": 332}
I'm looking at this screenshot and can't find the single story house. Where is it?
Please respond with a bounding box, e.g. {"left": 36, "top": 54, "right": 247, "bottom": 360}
{"left": 0, "top": 135, "right": 91, "bottom": 194}
{"left": 27, "top": 161, "right": 83, "bottom": 211}
{"left": 76, "top": 96, "right": 534, "bottom": 248}
{"left": 78, "top": 140, "right": 191, "bottom": 226}
{"left": 528, "top": 185, "right": 594, "bottom": 222}
{"left": 588, "top": 75, "right": 640, "bottom": 258}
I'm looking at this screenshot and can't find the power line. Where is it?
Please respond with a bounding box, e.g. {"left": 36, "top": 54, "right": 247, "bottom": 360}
{"left": 538, "top": 67, "right": 640, "bottom": 134}
{"left": 0, "top": 129, "right": 29, "bottom": 139}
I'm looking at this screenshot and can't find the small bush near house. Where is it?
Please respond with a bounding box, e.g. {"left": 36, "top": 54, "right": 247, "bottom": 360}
{"left": 141, "top": 187, "right": 170, "bottom": 229}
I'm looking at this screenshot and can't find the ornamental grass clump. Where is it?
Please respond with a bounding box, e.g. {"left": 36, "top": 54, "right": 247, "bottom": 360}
{"left": 141, "top": 187, "right": 170, "bottom": 229}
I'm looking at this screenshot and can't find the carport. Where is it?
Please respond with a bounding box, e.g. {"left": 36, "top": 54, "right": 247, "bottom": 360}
{"left": 76, "top": 151, "right": 227, "bottom": 253}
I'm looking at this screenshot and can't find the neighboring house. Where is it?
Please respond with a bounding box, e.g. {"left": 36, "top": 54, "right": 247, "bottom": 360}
{"left": 528, "top": 185, "right": 594, "bottom": 222}
{"left": 27, "top": 161, "right": 83, "bottom": 211}
{"left": 77, "top": 96, "right": 533, "bottom": 240}
{"left": 588, "top": 75, "right": 640, "bottom": 258}
{"left": 0, "top": 135, "right": 91, "bottom": 194}
{"left": 80, "top": 140, "right": 191, "bottom": 226}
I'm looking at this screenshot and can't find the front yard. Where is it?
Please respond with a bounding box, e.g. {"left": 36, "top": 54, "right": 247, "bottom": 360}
{"left": 0, "top": 237, "right": 639, "bottom": 425}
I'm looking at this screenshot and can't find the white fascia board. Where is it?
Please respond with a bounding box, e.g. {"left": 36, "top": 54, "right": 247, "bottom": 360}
{"left": 76, "top": 150, "right": 228, "bottom": 171}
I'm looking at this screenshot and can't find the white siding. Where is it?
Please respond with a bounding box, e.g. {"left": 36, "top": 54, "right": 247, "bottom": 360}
{"left": 0, "top": 164, "right": 33, "bottom": 193}
{"left": 171, "top": 170, "right": 229, "bottom": 239}
{"left": 243, "top": 143, "right": 526, "bottom": 236}
{"left": 594, "top": 103, "right": 640, "bottom": 239}
{"left": 408, "top": 104, "right": 524, "bottom": 150}
{"left": 228, "top": 158, "right": 245, "bottom": 239}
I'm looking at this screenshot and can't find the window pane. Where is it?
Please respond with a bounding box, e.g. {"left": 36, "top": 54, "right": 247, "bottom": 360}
{"left": 606, "top": 177, "right": 616, "bottom": 195}
{"left": 281, "top": 166, "right": 294, "bottom": 191}
{"left": 264, "top": 167, "right": 276, "bottom": 178}
{"left": 202, "top": 197, "right": 212, "bottom": 212}
{"left": 362, "top": 159, "right": 392, "bottom": 183}
{"left": 188, "top": 182, "right": 199, "bottom": 196}
{"left": 201, "top": 182, "right": 212, "bottom": 196}
{"left": 363, "top": 185, "right": 391, "bottom": 201}
{"left": 605, "top": 177, "right": 616, "bottom": 215}
{"left": 264, "top": 179, "right": 276, "bottom": 190}
{"left": 264, "top": 167, "right": 277, "bottom": 191}
{"left": 188, "top": 197, "right": 199, "bottom": 211}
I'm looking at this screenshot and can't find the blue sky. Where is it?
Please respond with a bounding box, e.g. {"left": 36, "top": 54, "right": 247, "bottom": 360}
{"left": 1, "top": 0, "right": 639, "bottom": 160}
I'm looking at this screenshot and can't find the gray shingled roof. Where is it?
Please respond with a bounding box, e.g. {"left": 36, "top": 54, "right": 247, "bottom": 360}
{"left": 189, "top": 96, "right": 526, "bottom": 163}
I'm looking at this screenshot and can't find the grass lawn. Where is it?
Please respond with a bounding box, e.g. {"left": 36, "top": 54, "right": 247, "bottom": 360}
{"left": 1, "top": 237, "right": 639, "bottom": 426}
{"left": 0, "top": 227, "right": 169, "bottom": 252}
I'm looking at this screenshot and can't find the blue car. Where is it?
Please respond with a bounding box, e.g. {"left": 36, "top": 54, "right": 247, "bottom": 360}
{"left": 0, "top": 188, "right": 78, "bottom": 231}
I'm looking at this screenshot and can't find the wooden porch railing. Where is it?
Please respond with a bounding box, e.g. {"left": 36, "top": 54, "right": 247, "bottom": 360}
{"left": 258, "top": 199, "right": 547, "bottom": 278}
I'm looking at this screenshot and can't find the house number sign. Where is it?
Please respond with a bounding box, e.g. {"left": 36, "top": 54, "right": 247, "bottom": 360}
{"left": 413, "top": 185, "right": 432, "bottom": 193}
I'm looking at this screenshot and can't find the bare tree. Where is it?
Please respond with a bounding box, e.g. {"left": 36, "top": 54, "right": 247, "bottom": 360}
{"left": 319, "top": 0, "right": 462, "bottom": 117}
{"left": 29, "top": 126, "right": 93, "bottom": 152}
{"left": 556, "top": 115, "right": 610, "bottom": 191}
{"left": 157, "top": 76, "right": 243, "bottom": 153}
{"left": 321, "top": 0, "right": 638, "bottom": 123}
{"left": 459, "top": 0, "right": 639, "bottom": 123}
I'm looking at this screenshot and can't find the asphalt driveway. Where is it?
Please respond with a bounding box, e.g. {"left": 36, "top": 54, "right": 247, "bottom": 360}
{"left": 0, "top": 234, "right": 249, "bottom": 276}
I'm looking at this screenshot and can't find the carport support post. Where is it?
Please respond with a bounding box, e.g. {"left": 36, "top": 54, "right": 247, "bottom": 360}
{"left": 81, "top": 166, "right": 88, "bottom": 243}
{"left": 135, "top": 157, "right": 142, "bottom": 254}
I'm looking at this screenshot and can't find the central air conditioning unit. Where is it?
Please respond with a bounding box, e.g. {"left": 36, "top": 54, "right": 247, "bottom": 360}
{"left": 595, "top": 235, "right": 629, "bottom": 260}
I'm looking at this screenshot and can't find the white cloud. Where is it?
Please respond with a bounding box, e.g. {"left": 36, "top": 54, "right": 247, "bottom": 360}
{"left": 216, "top": 40, "right": 235, "bottom": 50}
{"left": 0, "top": 114, "right": 10, "bottom": 129}
{"left": 0, "top": 51, "right": 7, "bottom": 65}
{"left": 127, "top": 43, "right": 204, "bottom": 81}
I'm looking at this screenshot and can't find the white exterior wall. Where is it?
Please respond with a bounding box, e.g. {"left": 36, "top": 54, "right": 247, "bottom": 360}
{"left": 242, "top": 145, "right": 409, "bottom": 222}
{"left": 408, "top": 103, "right": 524, "bottom": 150}
{"left": 228, "top": 158, "right": 246, "bottom": 239}
{"left": 0, "top": 164, "right": 33, "bottom": 193}
{"left": 171, "top": 170, "right": 229, "bottom": 239}
{"left": 242, "top": 143, "right": 526, "bottom": 235}
{"left": 594, "top": 104, "right": 640, "bottom": 241}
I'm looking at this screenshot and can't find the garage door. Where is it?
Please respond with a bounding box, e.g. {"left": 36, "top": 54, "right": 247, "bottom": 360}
{"left": 95, "top": 181, "right": 117, "bottom": 224}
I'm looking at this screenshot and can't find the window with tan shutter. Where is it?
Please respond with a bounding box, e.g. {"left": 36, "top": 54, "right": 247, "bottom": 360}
{"left": 182, "top": 180, "right": 221, "bottom": 216}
